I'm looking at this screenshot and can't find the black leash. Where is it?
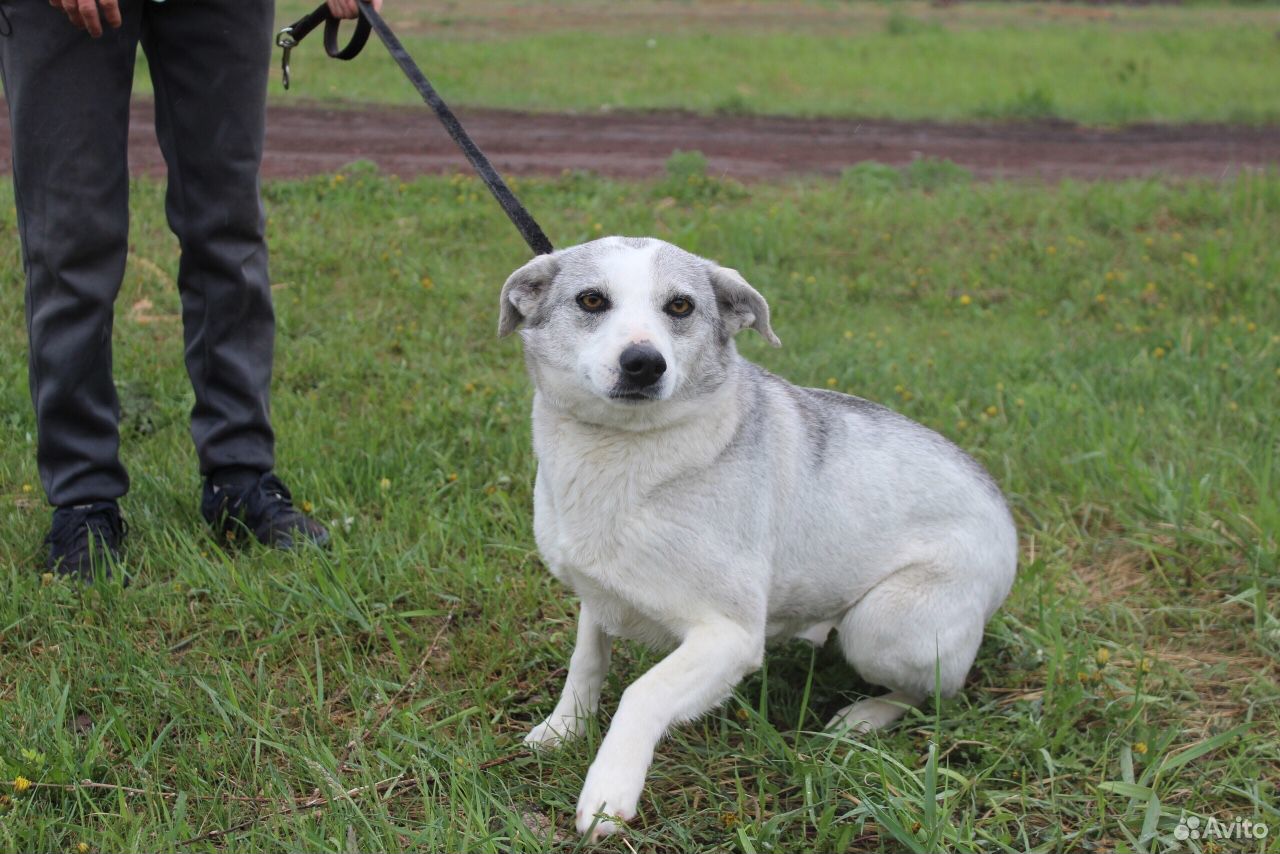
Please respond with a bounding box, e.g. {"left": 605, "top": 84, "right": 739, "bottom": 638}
{"left": 276, "top": 3, "right": 554, "bottom": 256}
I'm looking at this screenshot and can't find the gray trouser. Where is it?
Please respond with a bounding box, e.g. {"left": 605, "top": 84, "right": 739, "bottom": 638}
{"left": 0, "top": 0, "right": 277, "bottom": 507}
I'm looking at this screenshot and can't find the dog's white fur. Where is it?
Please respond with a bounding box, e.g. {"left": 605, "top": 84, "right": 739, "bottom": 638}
{"left": 499, "top": 237, "right": 1017, "bottom": 838}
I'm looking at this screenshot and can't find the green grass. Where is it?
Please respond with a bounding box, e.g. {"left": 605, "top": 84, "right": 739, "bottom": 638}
{"left": 1, "top": 162, "right": 1278, "bottom": 851}
{"left": 224, "top": 1, "right": 1280, "bottom": 124}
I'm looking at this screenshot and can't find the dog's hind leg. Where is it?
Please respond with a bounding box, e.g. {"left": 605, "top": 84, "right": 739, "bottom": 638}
{"left": 575, "top": 618, "right": 763, "bottom": 838}
{"left": 525, "top": 604, "right": 612, "bottom": 748}
{"left": 827, "top": 690, "right": 922, "bottom": 733}
{"left": 828, "top": 561, "right": 986, "bottom": 732}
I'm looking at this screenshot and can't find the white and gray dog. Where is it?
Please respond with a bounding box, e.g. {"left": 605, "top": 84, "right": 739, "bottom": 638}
{"left": 498, "top": 237, "right": 1017, "bottom": 838}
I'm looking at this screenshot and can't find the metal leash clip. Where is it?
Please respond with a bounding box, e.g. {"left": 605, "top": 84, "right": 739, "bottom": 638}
{"left": 276, "top": 27, "right": 298, "bottom": 90}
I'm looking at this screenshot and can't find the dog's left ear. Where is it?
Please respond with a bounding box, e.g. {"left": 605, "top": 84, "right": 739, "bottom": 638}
{"left": 709, "top": 266, "right": 781, "bottom": 347}
{"left": 498, "top": 253, "right": 560, "bottom": 337}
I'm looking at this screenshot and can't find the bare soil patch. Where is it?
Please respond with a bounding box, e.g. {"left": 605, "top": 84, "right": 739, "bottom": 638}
{"left": 1, "top": 99, "right": 1277, "bottom": 182}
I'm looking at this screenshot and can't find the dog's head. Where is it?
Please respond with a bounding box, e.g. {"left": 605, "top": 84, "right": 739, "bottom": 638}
{"left": 498, "top": 237, "right": 779, "bottom": 427}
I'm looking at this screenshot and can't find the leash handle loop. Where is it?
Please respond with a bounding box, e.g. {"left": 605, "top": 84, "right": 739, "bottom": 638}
{"left": 276, "top": 5, "right": 370, "bottom": 89}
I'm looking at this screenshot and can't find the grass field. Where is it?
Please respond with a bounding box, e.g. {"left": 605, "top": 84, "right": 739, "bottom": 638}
{"left": 227, "top": 1, "right": 1280, "bottom": 124}
{"left": 0, "top": 159, "right": 1276, "bottom": 851}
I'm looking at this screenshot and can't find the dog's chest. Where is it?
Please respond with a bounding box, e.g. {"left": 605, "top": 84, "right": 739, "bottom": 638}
{"left": 534, "top": 433, "right": 663, "bottom": 571}
{"left": 530, "top": 400, "right": 735, "bottom": 574}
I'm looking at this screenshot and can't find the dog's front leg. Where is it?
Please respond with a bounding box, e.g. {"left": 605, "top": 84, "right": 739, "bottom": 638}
{"left": 526, "top": 604, "right": 612, "bottom": 747}
{"left": 575, "top": 619, "right": 762, "bottom": 838}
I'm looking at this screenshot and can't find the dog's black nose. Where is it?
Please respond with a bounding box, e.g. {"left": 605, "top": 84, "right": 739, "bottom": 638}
{"left": 619, "top": 343, "right": 667, "bottom": 387}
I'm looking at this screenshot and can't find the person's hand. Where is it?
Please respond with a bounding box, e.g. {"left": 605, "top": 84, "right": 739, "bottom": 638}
{"left": 327, "top": 0, "right": 383, "bottom": 20}
{"left": 51, "top": 0, "right": 122, "bottom": 38}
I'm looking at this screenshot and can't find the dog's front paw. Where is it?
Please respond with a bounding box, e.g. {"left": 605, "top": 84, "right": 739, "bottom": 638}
{"left": 524, "top": 715, "right": 582, "bottom": 748}
{"left": 575, "top": 764, "right": 643, "bottom": 839}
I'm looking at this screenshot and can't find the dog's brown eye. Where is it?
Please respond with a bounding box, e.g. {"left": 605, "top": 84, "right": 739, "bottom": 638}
{"left": 665, "top": 297, "right": 694, "bottom": 317}
{"left": 577, "top": 291, "right": 609, "bottom": 312}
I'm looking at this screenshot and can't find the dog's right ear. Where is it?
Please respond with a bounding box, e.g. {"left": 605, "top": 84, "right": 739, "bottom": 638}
{"left": 498, "top": 253, "right": 560, "bottom": 337}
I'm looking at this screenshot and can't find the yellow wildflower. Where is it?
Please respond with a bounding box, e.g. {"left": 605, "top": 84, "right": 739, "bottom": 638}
{"left": 985, "top": 405, "right": 998, "bottom": 417}
{"left": 959, "top": 294, "right": 972, "bottom": 306}
{"left": 1133, "top": 742, "right": 1148, "bottom": 755}
{"left": 12, "top": 776, "right": 31, "bottom": 794}
{"left": 379, "top": 478, "right": 392, "bottom": 491}
{"left": 826, "top": 377, "right": 837, "bottom": 388}
{"left": 301, "top": 500, "right": 314, "bottom": 514}
{"left": 21, "top": 483, "right": 32, "bottom": 494}
{"left": 1153, "top": 347, "right": 1166, "bottom": 359}
{"left": 447, "top": 472, "right": 458, "bottom": 483}
{"left": 1095, "top": 648, "right": 1111, "bottom": 666}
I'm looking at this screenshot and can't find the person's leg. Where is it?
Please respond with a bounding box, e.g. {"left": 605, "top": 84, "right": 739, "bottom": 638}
{"left": 0, "top": 1, "right": 143, "bottom": 509}
{"left": 140, "top": 0, "right": 277, "bottom": 482}
{"left": 141, "top": 0, "right": 326, "bottom": 549}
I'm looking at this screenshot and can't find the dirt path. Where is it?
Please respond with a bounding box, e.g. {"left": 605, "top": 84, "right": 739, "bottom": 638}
{"left": 2, "top": 100, "right": 1277, "bottom": 182}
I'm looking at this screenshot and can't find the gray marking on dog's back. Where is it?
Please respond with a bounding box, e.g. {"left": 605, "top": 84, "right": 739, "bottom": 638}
{"left": 751, "top": 367, "right": 850, "bottom": 470}
{"left": 719, "top": 368, "right": 768, "bottom": 463}
{"left": 749, "top": 365, "right": 1005, "bottom": 495}
{"left": 817, "top": 384, "right": 1005, "bottom": 497}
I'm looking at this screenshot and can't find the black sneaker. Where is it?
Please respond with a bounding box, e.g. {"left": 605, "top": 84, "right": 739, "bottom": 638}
{"left": 201, "top": 471, "right": 329, "bottom": 550}
{"left": 45, "top": 501, "right": 126, "bottom": 581}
